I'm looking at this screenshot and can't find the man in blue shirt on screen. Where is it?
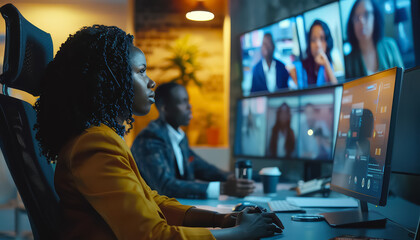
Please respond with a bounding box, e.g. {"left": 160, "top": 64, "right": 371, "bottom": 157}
{"left": 131, "top": 82, "right": 255, "bottom": 199}
{"left": 251, "top": 33, "right": 290, "bottom": 94}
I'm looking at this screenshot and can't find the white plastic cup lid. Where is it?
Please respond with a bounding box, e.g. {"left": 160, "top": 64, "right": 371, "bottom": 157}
{"left": 259, "top": 167, "right": 281, "bottom": 176}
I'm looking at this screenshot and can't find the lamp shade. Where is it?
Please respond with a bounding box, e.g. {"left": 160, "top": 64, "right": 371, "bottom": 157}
{"left": 186, "top": 1, "right": 214, "bottom": 21}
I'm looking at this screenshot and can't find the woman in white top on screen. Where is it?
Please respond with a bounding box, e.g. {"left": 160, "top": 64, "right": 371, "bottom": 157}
{"left": 268, "top": 103, "right": 295, "bottom": 158}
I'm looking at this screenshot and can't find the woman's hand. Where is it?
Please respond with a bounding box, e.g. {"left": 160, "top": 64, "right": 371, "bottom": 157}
{"left": 214, "top": 212, "right": 239, "bottom": 228}
{"left": 210, "top": 207, "right": 284, "bottom": 240}
{"left": 235, "top": 207, "right": 284, "bottom": 239}
{"left": 314, "top": 49, "right": 338, "bottom": 84}
{"left": 314, "top": 49, "right": 330, "bottom": 67}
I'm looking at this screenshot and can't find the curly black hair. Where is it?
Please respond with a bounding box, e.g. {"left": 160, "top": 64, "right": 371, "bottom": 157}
{"left": 34, "top": 25, "right": 135, "bottom": 163}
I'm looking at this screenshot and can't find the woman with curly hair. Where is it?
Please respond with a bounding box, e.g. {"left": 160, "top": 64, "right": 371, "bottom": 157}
{"left": 35, "top": 25, "right": 283, "bottom": 240}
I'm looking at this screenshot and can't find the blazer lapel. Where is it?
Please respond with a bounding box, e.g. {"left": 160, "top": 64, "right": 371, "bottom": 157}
{"left": 160, "top": 119, "right": 185, "bottom": 179}
{"left": 179, "top": 137, "right": 194, "bottom": 180}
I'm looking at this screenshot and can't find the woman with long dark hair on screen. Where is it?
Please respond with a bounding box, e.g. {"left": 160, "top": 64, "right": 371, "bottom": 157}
{"left": 268, "top": 103, "right": 295, "bottom": 158}
{"left": 345, "top": 0, "right": 403, "bottom": 79}
{"left": 35, "top": 25, "right": 283, "bottom": 240}
{"left": 300, "top": 19, "right": 338, "bottom": 87}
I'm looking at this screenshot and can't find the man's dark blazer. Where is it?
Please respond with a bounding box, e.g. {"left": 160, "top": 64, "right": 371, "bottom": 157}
{"left": 131, "top": 118, "right": 229, "bottom": 199}
{"left": 251, "top": 59, "right": 289, "bottom": 93}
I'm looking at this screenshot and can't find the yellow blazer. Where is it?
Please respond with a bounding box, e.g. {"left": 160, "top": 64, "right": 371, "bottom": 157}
{"left": 55, "top": 124, "right": 215, "bottom": 240}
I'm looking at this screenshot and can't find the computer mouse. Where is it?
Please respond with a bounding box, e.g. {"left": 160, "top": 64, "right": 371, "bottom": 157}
{"left": 232, "top": 201, "right": 267, "bottom": 212}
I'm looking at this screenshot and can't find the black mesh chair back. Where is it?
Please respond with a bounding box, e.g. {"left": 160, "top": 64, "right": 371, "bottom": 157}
{"left": 0, "top": 3, "right": 59, "bottom": 240}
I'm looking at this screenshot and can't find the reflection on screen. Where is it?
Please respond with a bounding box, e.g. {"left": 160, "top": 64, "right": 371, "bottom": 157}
{"left": 332, "top": 68, "right": 397, "bottom": 201}
{"left": 234, "top": 97, "right": 267, "bottom": 157}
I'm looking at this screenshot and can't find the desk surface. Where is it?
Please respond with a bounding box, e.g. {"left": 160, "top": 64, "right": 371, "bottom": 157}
{"left": 178, "top": 183, "right": 419, "bottom": 240}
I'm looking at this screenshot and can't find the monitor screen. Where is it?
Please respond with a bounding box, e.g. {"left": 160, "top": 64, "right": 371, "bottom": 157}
{"left": 339, "top": 0, "right": 414, "bottom": 80}
{"left": 331, "top": 67, "right": 402, "bottom": 206}
{"left": 234, "top": 96, "right": 268, "bottom": 157}
{"left": 240, "top": 17, "right": 300, "bottom": 96}
{"left": 234, "top": 85, "right": 342, "bottom": 162}
{"left": 297, "top": 87, "right": 342, "bottom": 160}
{"left": 296, "top": 2, "right": 346, "bottom": 82}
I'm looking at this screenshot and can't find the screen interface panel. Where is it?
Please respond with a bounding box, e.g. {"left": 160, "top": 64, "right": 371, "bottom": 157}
{"left": 331, "top": 68, "right": 397, "bottom": 203}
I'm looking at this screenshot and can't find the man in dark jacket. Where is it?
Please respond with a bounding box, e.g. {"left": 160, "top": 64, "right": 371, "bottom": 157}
{"left": 131, "top": 82, "right": 255, "bottom": 199}
{"left": 251, "top": 33, "right": 290, "bottom": 93}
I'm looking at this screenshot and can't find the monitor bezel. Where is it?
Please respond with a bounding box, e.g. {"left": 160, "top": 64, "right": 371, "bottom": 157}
{"left": 330, "top": 67, "right": 403, "bottom": 206}
{"left": 233, "top": 83, "right": 343, "bottom": 163}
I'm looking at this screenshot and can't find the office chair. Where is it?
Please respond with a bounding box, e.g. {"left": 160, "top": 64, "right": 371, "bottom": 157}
{"left": 0, "top": 3, "right": 59, "bottom": 240}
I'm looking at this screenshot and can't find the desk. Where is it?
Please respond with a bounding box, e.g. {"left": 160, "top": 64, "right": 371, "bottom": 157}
{"left": 178, "top": 183, "right": 419, "bottom": 240}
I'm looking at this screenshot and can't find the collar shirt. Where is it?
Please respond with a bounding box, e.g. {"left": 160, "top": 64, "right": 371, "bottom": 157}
{"left": 166, "top": 124, "right": 185, "bottom": 176}
{"left": 262, "top": 59, "right": 277, "bottom": 93}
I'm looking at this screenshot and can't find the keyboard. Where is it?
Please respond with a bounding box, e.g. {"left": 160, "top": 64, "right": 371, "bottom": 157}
{"left": 268, "top": 200, "right": 305, "bottom": 213}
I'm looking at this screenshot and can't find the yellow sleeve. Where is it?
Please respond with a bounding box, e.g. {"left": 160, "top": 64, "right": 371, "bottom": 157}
{"left": 148, "top": 186, "right": 194, "bottom": 226}
{"left": 68, "top": 129, "right": 215, "bottom": 240}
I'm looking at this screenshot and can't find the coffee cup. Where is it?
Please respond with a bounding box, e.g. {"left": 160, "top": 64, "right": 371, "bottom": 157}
{"left": 259, "top": 167, "right": 281, "bottom": 194}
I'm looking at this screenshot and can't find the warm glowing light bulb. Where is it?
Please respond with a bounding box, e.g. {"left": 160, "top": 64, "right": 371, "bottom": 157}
{"left": 307, "top": 129, "right": 313, "bottom": 136}
{"left": 186, "top": 10, "right": 214, "bottom": 21}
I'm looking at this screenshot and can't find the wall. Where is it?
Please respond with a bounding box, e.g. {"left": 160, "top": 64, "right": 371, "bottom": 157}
{"left": 192, "top": 147, "right": 230, "bottom": 172}
{"left": 0, "top": 0, "right": 134, "bottom": 104}
{"left": 128, "top": 0, "right": 230, "bottom": 148}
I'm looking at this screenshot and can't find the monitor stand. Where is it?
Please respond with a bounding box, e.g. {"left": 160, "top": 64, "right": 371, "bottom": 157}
{"left": 303, "top": 162, "right": 322, "bottom": 181}
{"left": 321, "top": 200, "right": 387, "bottom": 228}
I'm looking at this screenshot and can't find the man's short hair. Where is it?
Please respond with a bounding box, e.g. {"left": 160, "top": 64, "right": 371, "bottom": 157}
{"left": 263, "top": 32, "right": 274, "bottom": 48}
{"left": 155, "top": 82, "right": 183, "bottom": 110}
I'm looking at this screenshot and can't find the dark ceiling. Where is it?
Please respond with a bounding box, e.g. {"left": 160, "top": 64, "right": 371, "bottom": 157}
{"left": 135, "top": 0, "right": 226, "bottom": 15}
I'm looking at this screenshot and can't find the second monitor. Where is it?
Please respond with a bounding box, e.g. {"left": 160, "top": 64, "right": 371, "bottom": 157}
{"left": 323, "top": 67, "right": 403, "bottom": 227}
{"left": 234, "top": 85, "right": 342, "bottom": 162}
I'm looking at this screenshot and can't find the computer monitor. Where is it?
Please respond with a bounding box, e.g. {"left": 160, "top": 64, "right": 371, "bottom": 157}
{"left": 323, "top": 67, "right": 403, "bottom": 227}
{"left": 234, "top": 85, "right": 342, "bottom": 168}
{"left": 391, "top": 66, "right": 420, "bottom": 175}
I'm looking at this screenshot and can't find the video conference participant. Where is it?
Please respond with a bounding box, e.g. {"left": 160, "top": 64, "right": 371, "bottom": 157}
{"left": 131, "top": 82, "right": 255, "bottom": 199}
{"left": 345, "top": 0, "right": 403, "bottom": 79}
{"left": 293, "top": 20, "right": 338, "bottom": 88}
{"left": 35, "top": 25, "right": 282, "bottom": 239}
{"left": 241, "top": 105, "right": 264, "bottom": 156}
{"left": 298, "top": 103, "right": 331, "bottom": 159}
{"left": 250, "top": 33, "right": 290, "bottom": 93}
{"left": 267, "top": 103, "right": 296, "bottom": 158}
